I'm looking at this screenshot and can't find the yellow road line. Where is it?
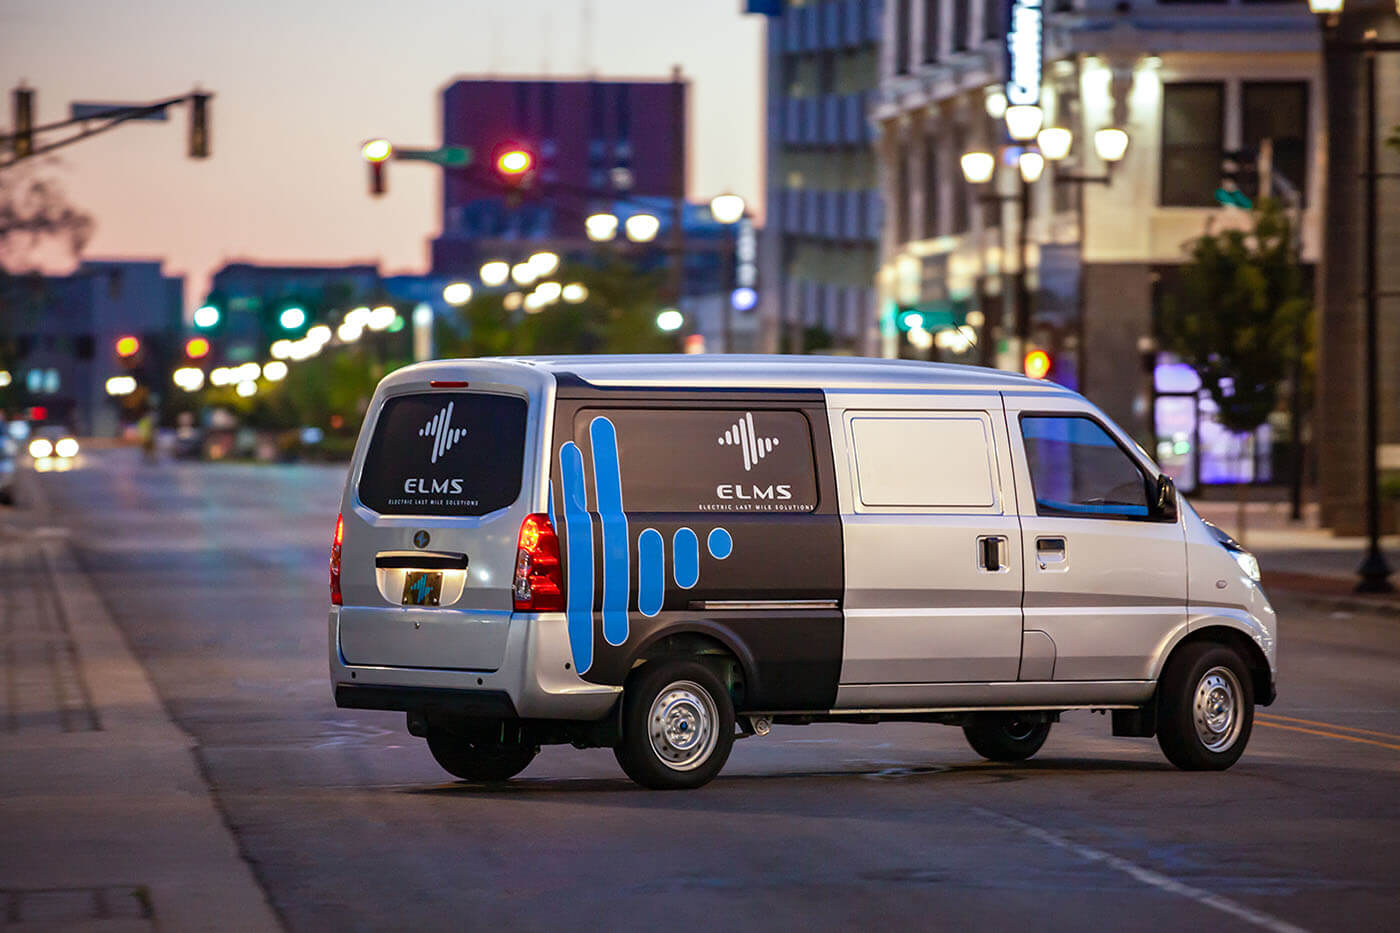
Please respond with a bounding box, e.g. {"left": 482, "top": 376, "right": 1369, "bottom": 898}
{"left": 1257, "top": 712, "right": 1400, "bottom": 742}
{"left": 1256, "top": 720, "right": 1400, "bottom": 752}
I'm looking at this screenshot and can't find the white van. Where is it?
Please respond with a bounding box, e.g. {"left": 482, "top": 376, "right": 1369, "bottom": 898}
{"left": 329, "top": 356, "right": 1276, "bottom": 789}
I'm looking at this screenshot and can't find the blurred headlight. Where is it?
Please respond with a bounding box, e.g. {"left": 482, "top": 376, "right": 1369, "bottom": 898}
{"left": 54, "top": 437, "right": 79, "bottom": 458}
{"left": 29, "top": 438, "right": 53, "bottom": 458}
{"left": 1230, "top": 548, "right": 1261, "bottom": 583}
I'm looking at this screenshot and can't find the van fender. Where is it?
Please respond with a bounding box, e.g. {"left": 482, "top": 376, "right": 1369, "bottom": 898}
{"left": 622, "top": 617, "right": 762, "bottom": 707}
{"left": 1151, "top": 609, "right": 1276, "bottom": 705}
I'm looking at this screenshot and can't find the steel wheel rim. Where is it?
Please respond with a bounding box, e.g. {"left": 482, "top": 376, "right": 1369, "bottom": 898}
{"left": 647, "top": 681, "right": 718, "bottom": 772}
{"left": 1002, "top": 718, "right": 1038, "bottom": 742}
{"left": 1193, "top": 665, "right": 1243, "bottom": 752}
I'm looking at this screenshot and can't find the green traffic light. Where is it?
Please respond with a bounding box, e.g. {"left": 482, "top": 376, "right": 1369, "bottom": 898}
{"left": 193, "top": 304, "right": 220, "bottom": 329}
{"left": 279, "top": 306, "right": 307, "bottom": 330}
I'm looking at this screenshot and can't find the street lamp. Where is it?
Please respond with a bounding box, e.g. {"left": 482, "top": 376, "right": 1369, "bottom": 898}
{"left": 1093, "top": 128, "right": 1131, "bottom": 164}
{"left": 708, "top": 193, "right": 747, "bottom": 351}
{"left": 709, "top": 193, "right": 745, "bottom": 225}
{"left": 480, "top": 261, "right": 510, "bottom": 288}
{"left": 656, "top": 308, "right": 684, "bottom": 332}
{"left": 442, "top": 281, "right": 473, "bottom": 305}
{"left": 586, "top": 212, "right": 619, "bottom": 242}
{"left": 511, "top": 262, "right": 538, "bottom": 287}
{"left": 528, "top": 251, "right": 560, "bottom": 277}
{"left": 959, "top": 151, "right": 996, "bottom": 185}
{"left": 1036, "top": 127, "right": 1073, "bottom": 161}
{"left": 624, "top": 213, "right": 660, "bottom": 243}
{"left": 1004, "top": 104, "right": 1044, "bottom": 142}
{"left": 1018, "top": 151, "right": 1046, "bottom": 184}
{"left": 1307, "top": 0, "right": 1398, "bottom": 592}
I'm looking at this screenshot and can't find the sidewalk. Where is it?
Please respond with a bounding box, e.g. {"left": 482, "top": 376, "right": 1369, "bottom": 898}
{"left": 0, "top": 473, "right": 280, "bottom": 931}
{"left": 1191, "top": 499, "right": 1400, "bottom": 615}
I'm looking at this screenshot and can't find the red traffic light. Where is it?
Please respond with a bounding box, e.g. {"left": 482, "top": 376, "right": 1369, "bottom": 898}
{"left": 115, "top": 335, "right": 140, "bottom": 357}
{"left": 496, "top": 148, "right": 532, "bottom": 176}
{"left": 1024, "top": 349, "right": 1052, "bottom": 380}
{"left": 185, "top": 337, "right": 210, "bottom": 359}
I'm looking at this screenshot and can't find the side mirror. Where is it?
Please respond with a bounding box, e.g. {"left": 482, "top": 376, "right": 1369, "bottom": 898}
{"left": 1151, "top": 474, "right": 1178, "bottom": 522}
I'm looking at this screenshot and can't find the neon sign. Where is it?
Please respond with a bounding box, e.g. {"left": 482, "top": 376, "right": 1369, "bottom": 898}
{"left": 1006, "top": 0, "right": 1044, "bottom": 107}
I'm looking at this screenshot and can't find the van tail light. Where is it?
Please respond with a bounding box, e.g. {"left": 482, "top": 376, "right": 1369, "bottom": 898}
{"left": 513, "top": 513, "right": 564, "bottom": 612}
{"left": 330, "top": 513, "right": 344, "bottom": 606}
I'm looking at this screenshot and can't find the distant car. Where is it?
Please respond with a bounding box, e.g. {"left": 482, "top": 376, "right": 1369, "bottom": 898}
{"left": 28, "top": 426, "right": 80, "bottom": 461}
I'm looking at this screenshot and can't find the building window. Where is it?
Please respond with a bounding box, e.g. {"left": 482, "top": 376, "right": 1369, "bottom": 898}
{"left": 895, "top": 0, "right": 911, "bottom": 75}
{"left": 985, "top": 0, "right": 1002, "bottom": 40}
{"left": 923, "top": 134, "right": 941, "bottom": 238}
{"left": 922, "top": 0, "right": 940, "bottom": 63}
{"left": 1160, "top": 82, "right": 1224, "bottom": 207}
{"left": 1242, "top": 81, "right": 1309, "bottom": 205}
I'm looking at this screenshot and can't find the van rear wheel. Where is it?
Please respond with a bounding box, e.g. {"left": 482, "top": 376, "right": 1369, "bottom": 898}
{"left": 1156, "top": 642, "right": 1253, "bottom": 771}
{"left": 614, "top": 660, "right": 735, "bottom": 790}
{"left": 962, "top": 713, "right": 1052, "bottom": 762}
{"left": 426, "top": 732, "right": 538, "bottom": 782}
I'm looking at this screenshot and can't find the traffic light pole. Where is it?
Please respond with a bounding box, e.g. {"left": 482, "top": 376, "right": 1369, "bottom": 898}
{"left": 1, "top": 89, "right": 212, "bottom": 168}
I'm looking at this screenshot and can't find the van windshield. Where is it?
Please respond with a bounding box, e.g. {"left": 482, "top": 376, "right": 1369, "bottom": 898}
{"left": 358, "top": 392, "right": 527, "bottom": 516}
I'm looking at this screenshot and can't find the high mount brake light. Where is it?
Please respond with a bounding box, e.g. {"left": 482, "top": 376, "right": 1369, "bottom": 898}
{"left": 513, "top": 513, "right": 564, "bottom": 612}
{"left": 330, "top": 513, "right": 344, "bottom": 605}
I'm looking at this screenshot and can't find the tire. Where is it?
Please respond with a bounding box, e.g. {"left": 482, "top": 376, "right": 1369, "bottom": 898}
{"left": 426, "top": 732, "right": 538, "bottom": 782}
{"left": 614, "top": 660, "right": 735, "bottom": 790}
{"left": 962, "top": 713, "right": 1052, "bottom": 762}
{"left": 1156, "top": 642, "right": 1254, "bottom": 771}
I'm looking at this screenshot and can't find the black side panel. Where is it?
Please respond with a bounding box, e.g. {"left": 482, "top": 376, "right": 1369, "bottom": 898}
{"left": 548, "top": 382, "right": 844, "bottom": 712}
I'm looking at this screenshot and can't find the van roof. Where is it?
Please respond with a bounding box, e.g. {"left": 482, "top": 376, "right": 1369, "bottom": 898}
{"left": 395, "top": 355, "right": 1074, "bottom": 395}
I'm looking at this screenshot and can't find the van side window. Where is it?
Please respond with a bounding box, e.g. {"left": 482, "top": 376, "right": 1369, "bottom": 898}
{"left": 574, "top": 408, "right": 818, "bottom": 513}
{"left": 1020, "top": 416, "right": 1149, "bottom": 518}
{"left": 851, "top": 415, "right": 997, "bottom": 509}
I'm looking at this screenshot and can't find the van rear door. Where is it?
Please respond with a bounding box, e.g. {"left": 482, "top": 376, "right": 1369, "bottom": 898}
{"left": 336, "top": 370, "right": 547, "bottom": 672}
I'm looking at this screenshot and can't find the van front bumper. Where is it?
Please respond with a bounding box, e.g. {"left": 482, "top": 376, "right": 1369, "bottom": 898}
{"left": 328, "top": 608, "right": 620, "bottom": 721}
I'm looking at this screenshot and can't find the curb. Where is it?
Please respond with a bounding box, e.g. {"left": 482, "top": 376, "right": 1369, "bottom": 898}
{"left": 1267, "top": 586, "right": 1400, "bottom": 619}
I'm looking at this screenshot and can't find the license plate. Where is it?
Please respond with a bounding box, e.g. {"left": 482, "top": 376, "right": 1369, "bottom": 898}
{"left": 402, "top": 571, "right": 442, "bottom": 606}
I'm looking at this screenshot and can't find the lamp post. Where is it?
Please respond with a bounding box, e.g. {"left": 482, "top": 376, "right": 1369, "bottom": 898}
{"left": 1308, "top": 0, "right": 1397, "bottom": 593}
{"left": 709, "top": 193, "right": 747, "bottom": 353}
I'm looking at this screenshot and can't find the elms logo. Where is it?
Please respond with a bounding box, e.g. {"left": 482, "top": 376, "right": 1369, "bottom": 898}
{"left": 419, "top": 401, "right": 465, "bottom": 464}
{"left": 717, "top": 412, "right": 779, "bottom": 471}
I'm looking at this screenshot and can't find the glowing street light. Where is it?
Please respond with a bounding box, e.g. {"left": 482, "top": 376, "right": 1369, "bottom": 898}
{"left": 193, "top": 304, "right": 220, "bottom": 328}
{"left": 625, "top": 213, "right": 660, "bottom": 243}
{"left": 1094, "top": 127, "right": 1131, "bottom": 163}
{"left": 496, "top": 148, "right": 532, "bottom": 175}
{"left": 173, "top": 367, "right": 205, "bottom": 391}
{"left": 262, "top": 361, "right": 289, "bottom": 381}
{"left": 270, "top": 339, "right": 294, "bottom": 359}
{"left": 236, "top": 380, "right": 257, "bottom": 398}
{"left": 443, "top": 281, "right": 473, "bottom": 305}
{"left": 345, "top": 306, "right": 371, "bottom": 328}
{"left": 361, "top": 138, "right": 392, "bottom": 162}
{"left": 1004, "top": 104, "right": 1044, "bottom": 142}
{"left": 279, "top": 306, "right": 307, "bottom": 330}
{"left": 336, "top": 321, "right": 363, "bottom": 343}
{"left": 561, "top": 283, "right": 588, "bottom": 304}
{"left": 105, "top": 375, "right": 137, "bottom": 396}
{"left": 480, "top": 261, "right": 510, "bottom": 287}
{"left": 528, "top": 251, "right": 560, "bottom": 277}
{"left": 306, "top": 324, "right": 333, "bottom": 345}
{"left": 960, "top": 151, "right": 997, "bottom": 185}
{"left": 585, "top": 213, "right": 619, "bottom": 242}
{"left": 511, "top": 262, "right": 539, "bottom": 287}
{"left": 1018, "top": 150, "right": 1046, "bottom": 184}
{"left": 185, "top": 337, "right": 211, "bottom": 359}
{"left": 656, "top": 308, "right": 684, "bottom": 332}
{"left": 709, "top": 193, "right": 746, "bottom": 225}
{"left": 534, "top": 281, "right": 562, "bottom": 304}
{"left": 1037, "top": 127, "right": 1073, "bottom": 161}
{"left": 367, "top": 306, "right": 397, "bottom": 331}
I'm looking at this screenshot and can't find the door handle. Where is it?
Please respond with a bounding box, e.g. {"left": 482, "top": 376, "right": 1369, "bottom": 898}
{"left": 1036, "top": 536, "right": 1067, "bottom": 570}
{"left": 977, "top": 535, "right": 1009, "bottom": 573}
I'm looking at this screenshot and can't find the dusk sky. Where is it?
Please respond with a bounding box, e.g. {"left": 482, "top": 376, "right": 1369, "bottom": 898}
{"left": 2, "top": 0, "right": 765, "bottom": 308}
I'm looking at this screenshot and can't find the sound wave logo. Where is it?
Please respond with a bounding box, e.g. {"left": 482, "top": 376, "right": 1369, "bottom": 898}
{"left": 419, "top": 401, "right": 465, "bottom": 464}
{"left": 717, "top": 412, "right": 779, "bottom": 471}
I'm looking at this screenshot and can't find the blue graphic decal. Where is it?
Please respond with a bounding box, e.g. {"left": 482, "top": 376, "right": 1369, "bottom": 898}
{"left": 637, "top": 528, "right": 665, "bottom": 617}
{"left": 707, "top": 527, "right": 733, "bottom": 560}
{"left": 559, "top": 442, "right": 595, "bottom": 673}
{"left": 409, "top": 575, "right": 432, "bottom": 602}
{"left": 673, "top": 527, "right": 700, "bottom": 589}
{"left": 547, "top": 483, "right": 555, "bottom": 528}
{"left": 590, "top": 417, "right": 630, "bottom": 646}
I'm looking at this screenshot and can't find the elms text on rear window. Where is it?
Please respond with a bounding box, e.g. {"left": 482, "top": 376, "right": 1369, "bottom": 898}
{"left": 358, "top": 392, "right": 527, "bottom": 516}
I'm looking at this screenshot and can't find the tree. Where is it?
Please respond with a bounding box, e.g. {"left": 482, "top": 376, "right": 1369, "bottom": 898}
{"left": 1159, "top": 198, "right": 1312, "bottom": 538}
{"left": 0, "top": 165, "right": 94, "bottom": 272}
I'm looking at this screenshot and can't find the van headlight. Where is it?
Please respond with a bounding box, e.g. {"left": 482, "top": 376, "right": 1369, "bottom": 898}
{"left": 1229, "top": 547, "right": 1261, "bottom": 583}
{"left": 1202, "top": 519, "right": 1261, "bottom": 583}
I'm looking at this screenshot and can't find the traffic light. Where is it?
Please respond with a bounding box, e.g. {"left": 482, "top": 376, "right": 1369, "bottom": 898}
{"left": 12, "top": 87, "right": 33, "bottom": 158}
{"left": 278, "top": 306, "right": 307, "bottom": 331}
{"left": 193, "top": 303, "right": 221, "bottom": 329}
{"left": 494, "top": 145, "right": 536, "bottom": 205}
{"left": 189, "top": 93, "right": 210, "bottom": 158}
{"left": 115, "top": 335, "right": 140, "bottom": 358}
{"left": 185, "top": 337, "right": 210, "bottom": 359}
{"left": 362, "top": 138, "right": 391, "bottom": 196}
{"left": 1215, "top": 150, "right": 1255, "bottom": 209}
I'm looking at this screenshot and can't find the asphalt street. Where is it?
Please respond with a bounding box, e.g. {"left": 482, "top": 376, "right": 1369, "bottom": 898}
{"left": 28, "top": 449, "right": 1400, "bottom": 932}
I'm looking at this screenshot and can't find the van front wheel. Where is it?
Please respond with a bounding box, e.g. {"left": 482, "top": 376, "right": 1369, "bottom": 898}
{"left": 615, "top": 660, "right": 735, "bottom": 790}
{"left": 426, "top": 733, "right": 538, "bottom": 782}
{"left": 1156, "top": 642, "right": 1253, "bottom": 771}
{"left": 962, "top": 714, "right": 1052, "bottom": 762}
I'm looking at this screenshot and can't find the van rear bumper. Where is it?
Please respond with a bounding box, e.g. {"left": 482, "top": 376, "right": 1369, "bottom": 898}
{"left": 335, "top": 684, "right": 517, "bottom": 718}
{"left": 328, "top": 609, "right": 620, "bottom": 721}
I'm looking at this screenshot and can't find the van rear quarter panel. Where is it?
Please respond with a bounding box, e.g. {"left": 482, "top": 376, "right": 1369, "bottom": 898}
{"left": 549, "top": 380, "right": 845, "bottom": 711}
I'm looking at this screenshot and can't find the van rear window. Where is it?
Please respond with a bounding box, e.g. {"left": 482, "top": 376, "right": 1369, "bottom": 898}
{"left": 358, "top": 392, "right": 527, "bottom": 516}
